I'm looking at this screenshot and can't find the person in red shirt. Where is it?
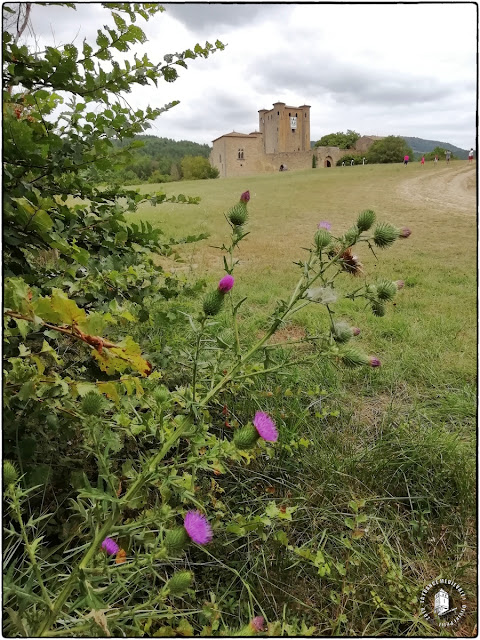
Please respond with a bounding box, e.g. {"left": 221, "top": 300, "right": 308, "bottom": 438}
{"left": 403, "top": 155, "right": 409, "bottom": 166}
{"left": 421, "top": 155, "right": 425, "bottom": 166}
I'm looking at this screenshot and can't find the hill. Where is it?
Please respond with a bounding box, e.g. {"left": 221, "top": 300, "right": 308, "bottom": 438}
{"left": 400, "top": 136, "right": 469, "bottom": 159}
{"left": 311, "top": 136, "right": 469, "bottom": 159}
{"left": 110, "top": 135, "right": 212, "bottom": 183}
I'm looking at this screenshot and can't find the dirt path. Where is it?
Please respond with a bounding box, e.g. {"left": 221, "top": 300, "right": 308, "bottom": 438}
{"left": 397, "top": 163, "right": 476, "bottom": 215}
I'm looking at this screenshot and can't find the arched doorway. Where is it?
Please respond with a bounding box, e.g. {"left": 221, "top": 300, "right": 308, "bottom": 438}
{"left": 324, "top": 156, "right": 333, "bottom": 168}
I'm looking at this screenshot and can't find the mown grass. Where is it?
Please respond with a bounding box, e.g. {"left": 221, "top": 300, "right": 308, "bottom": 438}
{"left": 128, "top": 161, "right": 476, "bottom": 635}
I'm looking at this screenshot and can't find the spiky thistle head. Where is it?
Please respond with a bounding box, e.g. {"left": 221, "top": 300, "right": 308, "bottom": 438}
{"left": 373, "top": 222, "right": 399, "bottom": 249}
{"left": 332, "top": 321, "right": 354, "bottom": 343}
{"left": 3, "top": 460, "right": 18, "bottom": 487}
{"left": 165, "top": 527, "right": 189, "bottom": 555}
{"left": 166, "top": 570, "right": 193, "bottom": 596}
{"left": 81, "top": 392, "right": 104, "bottom": 416}
{"left": 228, "top": 202, "right": 248, "bottom": 226}
{"left": 342, "top": 225, "right": 360, "bottom": 246}
{"left": 203, "top": 290, "right": 224, "bottom": 316}
{"left": 314, "top": 228, "right": 332, "bottom": 251}
{"left": 339, "top": 347, "right": 371, "bottom": 368}
{"left": 371, "top": 300, "right": 386, "bottom": 317}
{"left": 376, "top": 279, "right": 397, "bottom": 301}
{"left": 356, "top": 209, "right": 376, "bottom": 232}
{"left": 233, "top": 423, "right": 259, "bottom": 449}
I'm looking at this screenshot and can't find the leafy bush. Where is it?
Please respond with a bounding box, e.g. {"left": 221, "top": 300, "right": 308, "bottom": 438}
{"left": 315, "top": 130, "right": 360, "bottom": 149}
{"left": 366, "top": 136, "right": 414, "bottom": 164}
{"left": 148, "top": 170, "right": 176, "bottom": 184}
{"left": 336, "top": 153, "right": 363, "bottom": 166}
{"left": 181, "top": 155, "right": 219, "bottom": 180}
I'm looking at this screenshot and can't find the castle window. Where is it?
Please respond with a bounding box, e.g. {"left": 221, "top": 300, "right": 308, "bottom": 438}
{"left": 296, "top": 113, "right": 298, "bottom": 117}
{"left": 277, "top": 111, "right": 279, "bottom": 115}
{"left": 238, "top": 149, "right": 241, "bottom": 159}
{"left": 219, "top": 154, "right": 221, "bottom": 162}
{"left": 241, "top": 149, "right": 244, "bottom": 159}
{"left": 289, "top": 112, "right": 291, "bottom": 116}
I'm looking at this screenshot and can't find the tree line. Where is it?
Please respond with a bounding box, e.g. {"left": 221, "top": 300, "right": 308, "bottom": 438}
{"left": 88, "top": 134, "right": 219, "bottom": 184}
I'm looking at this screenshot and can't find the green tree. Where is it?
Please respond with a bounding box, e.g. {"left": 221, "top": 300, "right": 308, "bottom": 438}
{"left": 366, "top": 136, "right": 414, "bottom": 164}
{"left": 424, "top": 146, "right": 455, "bottom": 161}
{"left": 181, "top": 155, "right": 219, "bottom": 179}
{"left": 315, "top": 129, "right": 361, "bottom": 149}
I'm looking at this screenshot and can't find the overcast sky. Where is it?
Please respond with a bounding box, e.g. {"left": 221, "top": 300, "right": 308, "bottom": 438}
{"left": 22, "top": 2, "right": 477, "bottom": 149}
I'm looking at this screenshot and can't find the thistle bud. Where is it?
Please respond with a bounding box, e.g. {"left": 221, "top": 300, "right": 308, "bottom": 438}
{"left": 399, "top": 227, "right": 411, "bottom": 238}
{"left": 240, "top": 190, "right": 250, "bottom": 203}
{"left": 352, "top": 327, "right": 361, "bottom": 336}
{"left": 3, "top": 461, "right": 18, "bottom": 487}
{"left": 314, "top": 228, "right": 331, "bottom": 251}
{"left": 376, "top": 280, "right": 397, "bottom": 301}
{"left": 165, "top": 527, "right": 189, "bottom": 555}
{"left": 166, "top": 570, "right": 193, "bottom": 596}
{"left": 395, "top": 280, "right": 405, "bottom": 290}
{"left": 339, "top": 347, "right": 370, "bottom": 368}
{"left": 332, "top": 321, "right": 354, "bottom": 343}
{"left": 154, "top": 386, "right": 170, "bottom": 405}
{"left": 81, "top": 392, "right": 104, "bottom": 416}
{"left": 369, "top": 357, "right": 381, "bottom": 367}
{"left": 371, "top": 300, "right": 386, "bottom": 317}
{"left": 356, "top": 209, "right": 376, "bottom": 232}
{"left": 343, "top": 225, "right": 360, "bottom": 246}
{"left": 228, "top": 202, "right": 248, "bottom": 226}
{"left": 203, "top": 290, "right": 224, "bottom": 316}
{"left": 373, "top": 223, "right": 399, "bottom": 249}
{"left": 233, "top": 423, "right": 260, "bottom": 449}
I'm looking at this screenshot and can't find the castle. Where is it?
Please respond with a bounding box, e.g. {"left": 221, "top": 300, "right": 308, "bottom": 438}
{"left": 210, "top": 101, "right": 381, "bottom": 178}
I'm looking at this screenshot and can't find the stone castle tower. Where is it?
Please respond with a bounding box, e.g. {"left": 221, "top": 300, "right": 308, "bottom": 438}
{"left": 258, "top": 102, "right": 311, "bottom": 154}
{"left": 210, "top": 101, "right": 375, "bottom": 177}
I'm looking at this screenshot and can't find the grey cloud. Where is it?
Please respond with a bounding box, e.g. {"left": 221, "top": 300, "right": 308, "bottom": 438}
{"left": 162, "top": 3, "right": 285, "bottom": 32}
{"left": 251, "top": 57, "right": 456, "bottom": 108}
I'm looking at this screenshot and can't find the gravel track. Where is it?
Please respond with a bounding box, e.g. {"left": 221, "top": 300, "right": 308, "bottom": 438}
{"left": 397, "top": 164, "right": 476, "bottom": 215}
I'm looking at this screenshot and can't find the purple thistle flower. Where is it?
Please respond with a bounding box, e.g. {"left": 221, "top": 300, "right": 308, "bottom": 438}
{"left": 101, "top": 537, "right": 120, "bottom": 555}
{"left": 369, "top": 357, "right": 381, "bottom": 368}
{"left": 395, "top": 280, "right": 405, "bottom": 290}
{"left": 218, "top": 274, "right": 234, "bottom": 293}
{"left": 399, "top": 227, "right": 411, "bottom": 238}
{"left": 184, "top": 511, "right": 213, "bottom": 545}
{"left": 240, "top": 190, "right": 250, "bottom": 203}
{"left": 253, "top": 411, "right": 278, "bottom": 442}
{"left": 352, "top": 327, "right": 361, "bottom": 336}
{"left": 317, "top": 221, "right": 332, "bottom": 231}
{"left": 250, "top": 617, "right": 265, "bottom": 632}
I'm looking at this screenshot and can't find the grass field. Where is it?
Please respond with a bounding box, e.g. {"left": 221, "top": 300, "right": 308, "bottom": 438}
{"left": 129, "top": 160, "right": 476, "bottom": 635}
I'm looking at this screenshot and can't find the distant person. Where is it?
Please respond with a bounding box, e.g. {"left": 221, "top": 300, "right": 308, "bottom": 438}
{"left": 434, "top": 154, "right": 438, "bottom": 165}
{"left": 469, "top": 148, "right": 474, "bottom": 163}
{"left": 362, "top": 157, "right": 366, "bottom": 165}
{"left": 420, "top": 155, "right": 425, "bottom": 166}
{"left": 446, "top": 150, "right": 451, "bottom": 164}
{"left": 404, "top": 155, "right": 409, "bottom": 166}
{"left": 342, "top": 161, "right": 345, "bottom": 167}
{"left": 350, "top": 159, "right": 354, "bottom": 166}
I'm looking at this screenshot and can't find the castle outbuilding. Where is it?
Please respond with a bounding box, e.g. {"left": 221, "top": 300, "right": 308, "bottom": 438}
{"left": 210, "top": 102, "right": 381, "bottom": 177}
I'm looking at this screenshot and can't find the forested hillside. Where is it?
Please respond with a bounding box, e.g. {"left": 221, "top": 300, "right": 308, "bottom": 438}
{"left": 102, "top": 135, "right": 214, "bottom": 183}
{"left": 400, "top": 136, "right": 469, "bottom": 159}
